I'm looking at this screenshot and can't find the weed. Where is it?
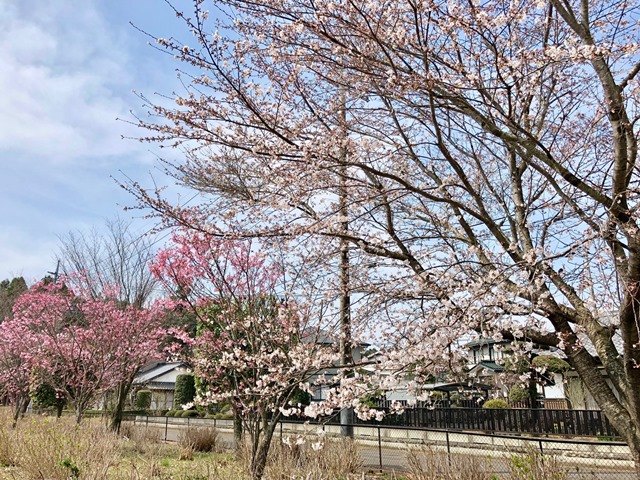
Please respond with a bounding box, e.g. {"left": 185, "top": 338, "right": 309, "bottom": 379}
{"left": 58, "top": 458, "right": 80, "bottom": 479}
{"left": 508, "top": 448, "right": 567, "bottom": 480}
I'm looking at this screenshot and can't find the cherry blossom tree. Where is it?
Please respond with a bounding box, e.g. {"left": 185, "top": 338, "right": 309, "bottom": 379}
{"left": 11, "top": 280, "right": 165, "bottom": 424}
{"left": 0, "top": 319, "right": 36, "bottom": 426}
{"left": 57, "top": 217, "right": 161, "bottom": 431}
{"left": 128, "top": 0, "right": 640, "bottom": 472}
{"left": 151, "top": 230, "right": 338, "bottom": 480}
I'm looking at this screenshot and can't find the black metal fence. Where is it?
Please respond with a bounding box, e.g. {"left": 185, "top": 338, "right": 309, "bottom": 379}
{"left": 280, "top": 407, "right": 620, "bottom": 439}
{"left": 365, "top": 407, "right": 620, "bottom": 439}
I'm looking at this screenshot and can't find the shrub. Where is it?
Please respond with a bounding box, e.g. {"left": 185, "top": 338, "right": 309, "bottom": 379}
{"left": 31, "top": 383, "right": 65, "bottom": 413}
{"left": 509, "top": 448, "right": 568, "bottom": 480}
{"left": 181, "top": 410, "right": 200, "bottom": 418}
{"left": 532, "top": 355, "right": 570, "bottom": 373}
{"left": 483, "top": 399, "right": 510, "bottom": 409}
{"left": 288, "top": 387, "right": 312, "bottom": 407}
{"left": 509, "top": 386, "right": 529, "bottom": 403}
{"left": 135, "top": 390, "right": 152, "bottom": 411}
{"left": 165, "top": 410, "right": 177, "bottom": 417}
{"left": 174, "top": 374, "right": 196, "bottom": 409}
{"left": 214, "top": 413, "right": 234, "bottom": 420}
{"left": 504, "top": 356, "right": 531, "bottom": 374}
{"left": 178, "top": 427, "right": 219, "bottom": 452}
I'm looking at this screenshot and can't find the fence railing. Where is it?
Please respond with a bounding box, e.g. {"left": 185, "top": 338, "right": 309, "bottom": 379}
{"left": 353, "top": 407, "right": 620, "bottom": 439}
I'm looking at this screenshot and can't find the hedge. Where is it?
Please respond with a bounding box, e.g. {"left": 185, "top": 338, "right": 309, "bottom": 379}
{"left": 174, "top": 374, "right": 196, "bottom": 409}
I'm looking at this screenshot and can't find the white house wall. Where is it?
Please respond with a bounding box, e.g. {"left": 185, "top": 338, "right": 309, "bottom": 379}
{"left": 154, "top": 370, "right": 187, "bottom": 383}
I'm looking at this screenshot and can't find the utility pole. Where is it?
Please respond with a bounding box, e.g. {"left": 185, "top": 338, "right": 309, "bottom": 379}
{"left": 338, "top": 93, "right": 354, "bottom": 438}
{"left": 48, "top": 260, "right": 61, "bottom": 283}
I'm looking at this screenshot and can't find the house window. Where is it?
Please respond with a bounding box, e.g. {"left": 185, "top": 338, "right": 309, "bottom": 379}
{"left": 489, "top": 347, "right": 494, "bottom": 361}
{"left": 473, "top": 350, "right": 477, "bottom": 363}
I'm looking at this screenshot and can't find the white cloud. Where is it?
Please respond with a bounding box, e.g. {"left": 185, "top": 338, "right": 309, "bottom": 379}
{"left": 0, "top": 0, "right": 174, "bottom": 281}
{"left": 0, "top": 1, "right": 144, "bottom": 164}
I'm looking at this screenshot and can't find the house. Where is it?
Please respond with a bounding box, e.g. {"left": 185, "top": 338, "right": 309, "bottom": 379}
{"left": 463, "top": 332, "right": 627, "bottom": 410}
{"left": 464, "top": 336, "right": 562, "bottom": 405}
{"left": 301, "top": 329, "right": 370, "bottom": 402}
{"left": 133, "top": 361, "right": 191, "bottom": 410}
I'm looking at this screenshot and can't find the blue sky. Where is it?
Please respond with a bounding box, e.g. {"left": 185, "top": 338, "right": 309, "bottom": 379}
{"left": 0, "top": 0, "right": 189, "bottom": 282}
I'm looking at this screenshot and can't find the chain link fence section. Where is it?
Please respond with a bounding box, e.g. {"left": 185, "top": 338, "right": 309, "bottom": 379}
{"left": 124, "top": 415, "right": 637, "bottom": 478}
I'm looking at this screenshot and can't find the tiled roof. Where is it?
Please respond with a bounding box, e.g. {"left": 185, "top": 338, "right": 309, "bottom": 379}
{"left": 133, "top": 362, "right": 187, "bottom": 384}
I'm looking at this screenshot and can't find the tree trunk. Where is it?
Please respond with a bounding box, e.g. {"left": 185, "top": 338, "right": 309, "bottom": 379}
{"left": 12, "top": 396, "right": 26, "bottom": 428}
{"left": 109, "top": 379, "right": 132, "bottom": 433}
{"left": 75, "top": 404, "right": 84, "bottom": 424}
{"left": 249, "top": 414, "right": 279, "bottom": 480}
{"left": 528, "top": 370, "right": 539, "bottom": 432}
{"left": 56, "top": 402, "right": 63, "bottom": 418}
{"left": 20, "top": 397, "right": 28, "bottom": 416}
{"left": 233, "top": 405, "right": 243, "bottom": 447}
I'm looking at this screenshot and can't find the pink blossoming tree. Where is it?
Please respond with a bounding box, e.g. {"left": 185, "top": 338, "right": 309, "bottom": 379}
{"left": 0, "top": 319, "right": 37, "bottom": 426}
{"left": 10, "top": 280, "right": 165, "bottom": 424}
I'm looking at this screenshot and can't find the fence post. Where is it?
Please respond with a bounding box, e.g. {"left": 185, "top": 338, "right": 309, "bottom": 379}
{"left": 538, "top": 439, "right": 544, "bottom": 456}
{"left": 446, "top": 430, "right": 451, "bottom": 466}
{"left": 378, "top": 426, "right": 383, "bottom": 472}
{"left": 165, "top": 416, "right": 169, "bottom": 441}
{"left": 280, "top": 421, "right": 283, "bottom": 442}
{"left": 145, "top": 416, "right": 148, "bottom": 431}
{"left": 187, "top": 416, "right": 190, "bottom": 430}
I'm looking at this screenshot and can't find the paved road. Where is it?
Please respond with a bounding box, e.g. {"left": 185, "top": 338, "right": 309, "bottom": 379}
{"left": 128, "top": 420, "right": 637, "bottom": 479}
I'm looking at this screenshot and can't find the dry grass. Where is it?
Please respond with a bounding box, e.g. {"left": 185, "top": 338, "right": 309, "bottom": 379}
{"left": 406, "top": 443, "right": 569, "bottom": 480}
{"left": 0, "top": 412, "right": 236, "bottom": 480}
{"left": 262, "top": 436, "right": 363, "bottom": 480}
{"left": 0, "top": 411, "right": 567, "bottom": 479}
{"left": 4, "top": 414, "right": 119, "bottom": 480}
{"left": 179, "top": 427, "right": 220, "bottom": 453}
{"left": 406, "top": 445, "right": 489, "bottom": 480}
{"left": 119, "top": 422, "right": 163, "bottom": 455}
{"left": 0, "top": 416, "right": 17, "bottom": 468}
